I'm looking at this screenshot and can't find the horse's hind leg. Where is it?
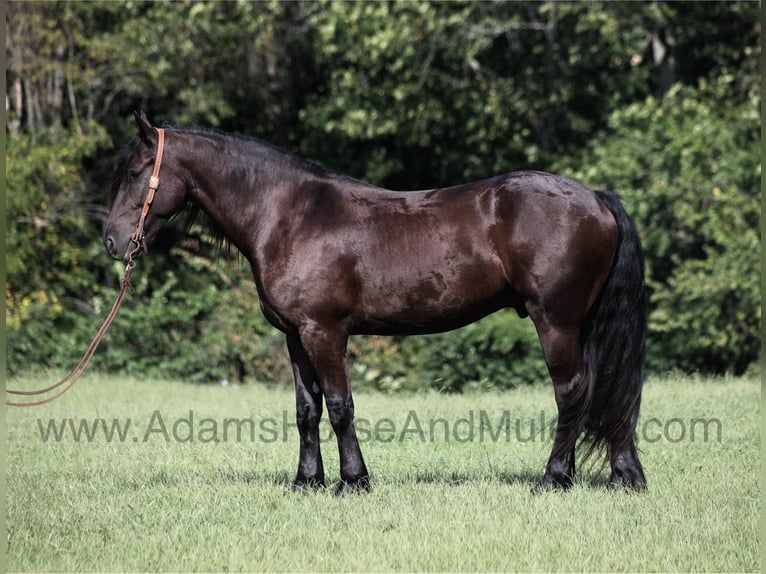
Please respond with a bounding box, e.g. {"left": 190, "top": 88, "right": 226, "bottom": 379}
{"left": 298, "top": 323, "right": 369, "bottom": 495}
{"left": 287, "top": 334, "right": 325, "bottom": 490}
{"left": 608, "top": 423, "right": 646, "bottom": 490}
{"left": 528, "top": 313, "right": 586, "bottom": 493}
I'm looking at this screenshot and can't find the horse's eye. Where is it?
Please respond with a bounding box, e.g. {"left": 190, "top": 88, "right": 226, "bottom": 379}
{"left": 128, "top": 170, "right": 142, "bottom": 181}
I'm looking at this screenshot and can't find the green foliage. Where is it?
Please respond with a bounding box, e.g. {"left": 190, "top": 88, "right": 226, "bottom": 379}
{"left": 5, "top": 1, "right": 761, "bottom": 384}
{"left": 300, "top": 1, "right": 658, "bottom": 187}
{"left": 6, "top": 123, "right": 110, "bottom": 372}
{"left": 91, "top": 258, "right": 290, "bottom": 385}
{"left": 556, "top": 77, "right": 760, "bottom": 374}
{"left": 423, "top": 316, "right": 548, "bottom": 392}
{"left": 416, "top": 313, "right": 549, "bottom": 392}
{"left": 349, "top": 313, "right": 548, "bottom": 393}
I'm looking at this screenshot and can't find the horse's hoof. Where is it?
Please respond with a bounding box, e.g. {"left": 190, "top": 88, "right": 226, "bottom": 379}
{"left": 292, "top": 476, "right": 325, "bottom": 492}
{"left": 531, "top": 475, "right": 573, "bottom": 495}
{"left": 608, "top": 469, "right": 647, "bottom": 492}
{"left": 334, "top": 476, "right": 371, "bottom": 497}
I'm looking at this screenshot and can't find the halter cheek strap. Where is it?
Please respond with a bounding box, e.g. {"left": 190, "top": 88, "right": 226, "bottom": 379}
{"left": 127, "top": 127, "right": 165, "bottom": 263}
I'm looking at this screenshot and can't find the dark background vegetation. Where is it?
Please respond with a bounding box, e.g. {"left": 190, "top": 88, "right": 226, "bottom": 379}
{"left": 6, "top": 1, "right": 761, "bottom": 390}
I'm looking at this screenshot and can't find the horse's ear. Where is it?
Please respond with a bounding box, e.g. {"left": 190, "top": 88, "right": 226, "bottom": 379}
{"left": 134, "top": 110, "right": 156, "bottom": 147}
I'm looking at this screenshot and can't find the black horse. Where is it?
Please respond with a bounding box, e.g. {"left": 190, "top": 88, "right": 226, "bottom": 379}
{"left": 104, "top": 111, "right": 647, "bottom": 494}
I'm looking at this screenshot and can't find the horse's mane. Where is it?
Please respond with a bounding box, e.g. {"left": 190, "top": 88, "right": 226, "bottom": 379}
{"left": 163, "top": 124, "right": 330, "bottom": 259}
{"left": 165, "top": 123, "right": 330, "bottom": 176}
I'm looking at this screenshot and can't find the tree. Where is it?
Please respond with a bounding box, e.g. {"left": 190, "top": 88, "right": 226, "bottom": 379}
{"left": 298, "top": 1, "right": 660, "bottom": 188}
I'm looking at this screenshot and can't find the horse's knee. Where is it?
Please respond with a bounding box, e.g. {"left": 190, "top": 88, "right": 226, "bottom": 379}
{"left": 296, "top": 397, "right": 322, "bottom": 432}
{"left": 324, "top": 394, "right": 354, "bottom": 431}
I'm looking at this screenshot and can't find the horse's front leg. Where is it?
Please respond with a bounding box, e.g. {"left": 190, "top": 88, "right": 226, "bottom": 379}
{"left": 286, "top": 334, "right": 325, "bottom": 490}
{"left": 299, "top": 323, "right": 369, "bottom": 495}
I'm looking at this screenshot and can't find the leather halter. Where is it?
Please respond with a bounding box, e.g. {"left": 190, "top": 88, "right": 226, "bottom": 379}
{"left": 127, "top": 127, "right": 165, "bottom": 263}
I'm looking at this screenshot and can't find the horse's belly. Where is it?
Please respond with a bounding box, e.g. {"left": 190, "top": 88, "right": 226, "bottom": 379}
{"left": 352, "top": 261, "right": 518, "bottom": 335}
{"left": 352, "top": 300, "right": 512, "bottom": 335}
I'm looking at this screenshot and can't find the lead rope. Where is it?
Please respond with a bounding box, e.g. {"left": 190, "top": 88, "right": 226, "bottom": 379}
{"left": 6, "top": 128, "right": 165, "bottom": 407}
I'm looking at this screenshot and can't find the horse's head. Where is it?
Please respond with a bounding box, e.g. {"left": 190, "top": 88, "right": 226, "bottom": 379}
{"left": 103, "top": 111, "right": 188, "bottom": 261}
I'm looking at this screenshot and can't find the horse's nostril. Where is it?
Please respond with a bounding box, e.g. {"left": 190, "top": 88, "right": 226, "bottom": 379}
{"left": 105, "top": 236, "right": 115, "bottom": 255}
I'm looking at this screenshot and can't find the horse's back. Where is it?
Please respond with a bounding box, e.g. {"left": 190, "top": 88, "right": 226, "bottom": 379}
{"left": 258, "top": 170, "right": 617, "bottom": 336}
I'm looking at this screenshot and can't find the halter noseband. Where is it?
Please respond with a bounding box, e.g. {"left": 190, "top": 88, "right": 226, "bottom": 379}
{"left": 127, "top": 127, "right": 165, "bottom": 264}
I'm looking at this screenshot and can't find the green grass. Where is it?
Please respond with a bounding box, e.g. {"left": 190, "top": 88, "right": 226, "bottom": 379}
{"left": 6, "top": 373, "right": 760, "bottom": 572}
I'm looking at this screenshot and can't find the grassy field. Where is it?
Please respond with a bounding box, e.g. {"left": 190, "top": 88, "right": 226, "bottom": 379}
{"left": 6, "top": 373, "right": 760, "bottom": 572}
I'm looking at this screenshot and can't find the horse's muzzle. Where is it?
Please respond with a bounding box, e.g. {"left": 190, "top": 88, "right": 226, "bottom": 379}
{"left": 104, "top": 234, "right": 141, "bottom": 262}
{"left": 104, "top": 235, "right": 119, "bottom": 259}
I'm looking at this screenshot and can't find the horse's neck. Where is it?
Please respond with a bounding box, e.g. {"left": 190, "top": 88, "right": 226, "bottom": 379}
{"left": 180, "top": 132, "right": 316, "bottom": 257}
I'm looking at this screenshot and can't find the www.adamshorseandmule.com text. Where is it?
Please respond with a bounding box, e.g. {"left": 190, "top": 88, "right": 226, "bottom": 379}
{"left": 33, "top": 409, "right": 723, "bottom": 445}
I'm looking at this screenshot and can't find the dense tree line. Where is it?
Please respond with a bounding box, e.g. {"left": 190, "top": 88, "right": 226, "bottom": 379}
{"left": 6, "top": 1, "right": 761, "bottom": 388}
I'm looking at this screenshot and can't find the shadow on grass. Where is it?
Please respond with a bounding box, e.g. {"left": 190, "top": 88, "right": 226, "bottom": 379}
{"left": 129, "top": 465, "right": 613, "bottom": 492}
{"left": 374, "top": 468, "right": 613, "bottom": 491}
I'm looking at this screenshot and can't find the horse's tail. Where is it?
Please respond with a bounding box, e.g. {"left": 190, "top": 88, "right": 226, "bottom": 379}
{"left": 577, "top": 190, "right": 647, "bottom": 463}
